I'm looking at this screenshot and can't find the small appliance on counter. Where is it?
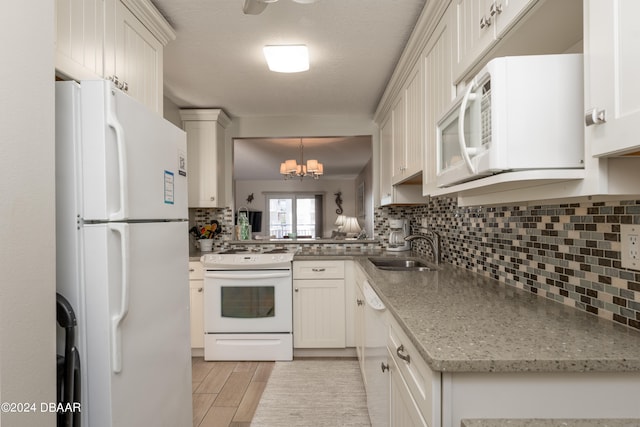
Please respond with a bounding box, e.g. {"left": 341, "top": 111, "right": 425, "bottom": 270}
{"left": 387, "top": 218, "right": 410, "bottom": 252}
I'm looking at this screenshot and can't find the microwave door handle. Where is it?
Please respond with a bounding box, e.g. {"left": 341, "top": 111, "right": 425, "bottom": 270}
{"left": 458, "top": 82, "right": 477, "bottom": 175}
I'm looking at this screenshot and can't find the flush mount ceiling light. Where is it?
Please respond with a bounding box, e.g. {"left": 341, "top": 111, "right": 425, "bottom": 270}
{"left": 263, "top": 45, "right": 309, "bottom": 73}
{"left": 280, "top": 138, "right": 323, "bottom": 180}
{"left": 243, "top": 0, "right": 319, "bottom": 15}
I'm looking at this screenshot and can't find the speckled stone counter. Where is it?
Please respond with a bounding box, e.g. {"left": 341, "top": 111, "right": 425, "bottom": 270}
{"left": 351, "top": 254, "right": 640, "bottom": 373}
{"left": 461, "top": 419, "right": 640, "bottom": 427}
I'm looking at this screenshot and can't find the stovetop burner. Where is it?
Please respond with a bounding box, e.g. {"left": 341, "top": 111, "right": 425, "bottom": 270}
{"left": 262, "top": 248, "right": 290, "bottom": 254}
{"left": 216, "top": 249, "right": 251, "bottom": 254}
{"left": 215, "top": 247, "right": 291, "bottom": 255}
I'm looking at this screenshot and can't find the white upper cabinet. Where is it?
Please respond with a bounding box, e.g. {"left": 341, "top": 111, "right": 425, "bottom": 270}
{"left": 180, "top": 109, "right": 231, "bottom": 209}
{"left": 402, "top": 65, "right": 425, "bottom": 182}
{"left": 391, "top": 95, "right": 407, "bottom": 183}
{"left": 55, "top": 0, "right": 175, "bottom": 115}
{"left": 55, "top": 0, "right": 105, "bottom": 80}
{"left": 586, "top": 0, "right": 640, "bottom": 157}
{"left": 379, "top": 114, "right": 394, "bottom": 205}
{"left": 390, "top": 63, "right": 423, "bottom": 185}
{"left": 454, "top": 0, "right": 536, "bottom": 81}
{"left": 379, "top": 106, "right": 424, "bottom": 206}
{"left": 104, "top": 0, "right": 164, "bottom": 114}
{"left": 423, "top": 6, "right": 455, "bottom": 196}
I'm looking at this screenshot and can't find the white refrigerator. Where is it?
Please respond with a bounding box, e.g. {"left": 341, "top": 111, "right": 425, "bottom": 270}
{"left": 55, "top": 80, "right": 192, "bottom": 427}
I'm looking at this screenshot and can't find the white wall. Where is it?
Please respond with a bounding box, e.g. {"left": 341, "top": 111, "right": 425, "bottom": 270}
{"left": 0, "top": 1, "right": 56, "bottom": 425}
{"left": 235, "top": 178, "right": 357, "bottom": 238}
{"left": 163, "top": 96, "right": 182, "bottom": 127}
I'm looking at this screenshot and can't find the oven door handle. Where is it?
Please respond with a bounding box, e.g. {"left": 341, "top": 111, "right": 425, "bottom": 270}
{"left": 205, "top": 272, "right": 291, "bottom": 280}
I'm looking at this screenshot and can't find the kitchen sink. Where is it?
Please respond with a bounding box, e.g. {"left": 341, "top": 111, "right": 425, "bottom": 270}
{"left": 368, "top": 257, "right": 435, "bottom": 272}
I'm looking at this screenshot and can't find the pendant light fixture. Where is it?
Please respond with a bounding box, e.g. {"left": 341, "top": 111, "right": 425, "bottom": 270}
{"left": 280, "top": 138, "right": 323, "bottom": 180}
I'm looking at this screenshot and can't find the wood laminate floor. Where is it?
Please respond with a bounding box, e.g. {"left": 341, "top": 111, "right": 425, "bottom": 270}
{"left": 192, "top": 357, "right": 274, "bottom": 427}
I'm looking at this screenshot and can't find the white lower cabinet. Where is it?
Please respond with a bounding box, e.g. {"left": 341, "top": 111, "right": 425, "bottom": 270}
{"left": 354, "top": 267, "right": 366, "bottom": 383}
{"left": 188, "top": 261, "right": 204, "bottom": 349}
{"left": 387, "top": 317, "right": 440, "bottom": 427}
{"left": 388, "top": 350, "right": 428, "bottom": 427}
{"left": 293, "top": 261, "right": 346, "bottom": 348}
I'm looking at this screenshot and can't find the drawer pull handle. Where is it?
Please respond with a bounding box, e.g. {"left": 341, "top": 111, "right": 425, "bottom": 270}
{"left": 397, "top": 344, "right": 411, "bottom": 364}
{"left": 189, "top": 268, "right": 195, "bottom": 272}
{"left": 381, "top": 362, "right": 389, "bottom": 373}
{"left": 311, "top": 268, "right": 326, "bottom": 272}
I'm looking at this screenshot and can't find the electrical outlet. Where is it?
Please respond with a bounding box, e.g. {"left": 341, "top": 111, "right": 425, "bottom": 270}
{"left": 621, "top": 224, "right": 640, "bottom": 270}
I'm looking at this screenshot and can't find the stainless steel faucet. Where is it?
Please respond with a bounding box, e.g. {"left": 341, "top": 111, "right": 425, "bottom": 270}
{"left": 405, "top": 230, "right": 441, "bottom": 264}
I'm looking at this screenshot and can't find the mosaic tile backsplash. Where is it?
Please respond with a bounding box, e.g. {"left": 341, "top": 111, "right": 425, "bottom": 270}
{"left": 375, "top": 197, "right": 640, "bottom": 332}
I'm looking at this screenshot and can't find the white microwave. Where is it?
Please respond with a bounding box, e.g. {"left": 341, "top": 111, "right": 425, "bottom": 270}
{"left": 436, "top": 54, "right": 584, "bottom": 188}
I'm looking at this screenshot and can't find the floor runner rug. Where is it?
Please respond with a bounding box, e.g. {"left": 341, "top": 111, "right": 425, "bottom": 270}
{"left": 251, "top": 359, "right": 371, "bottom": 426}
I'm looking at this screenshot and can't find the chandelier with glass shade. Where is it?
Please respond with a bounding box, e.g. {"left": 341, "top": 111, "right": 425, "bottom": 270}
{"left": 280, "top": 138, "right": 324, "bottom": 180}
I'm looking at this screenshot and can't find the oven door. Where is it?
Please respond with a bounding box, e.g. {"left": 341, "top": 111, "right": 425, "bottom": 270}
{"left": 204, "top": 269, "right": 292, "bottom": 333}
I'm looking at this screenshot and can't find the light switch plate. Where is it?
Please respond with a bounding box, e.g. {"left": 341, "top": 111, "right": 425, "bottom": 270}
{"left": 620, "top": 224, "right": 639, "bottom": 270}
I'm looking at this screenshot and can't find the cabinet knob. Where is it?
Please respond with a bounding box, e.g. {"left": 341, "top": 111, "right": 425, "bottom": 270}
{"left": 396, "top": 344, "right": 411, "bottom": 364}
{"left": 489, "top": 1, "right": 502, "bottom": 16}
{"left": 381, "top": 362, "right": 389, "bottom": 373}
{"left": 295, "top": 288, "right": 299, "bottom": 292}
{"left": 480, "top": 15, "right": 492, "bottom": 29}
{"left": 108, "top": 75, "right": 129, "bottom": 92}
{"left": 198, "top": 288, "right": 203, "bottom": 293}
{"left": 585, "top": 108, "right": 607, "bottom": 126}
{"left": 356, "top": 299, "right": 364, "bottom": 306}
{"left": 210, "top": 196, "right": 215, "bottom": 201}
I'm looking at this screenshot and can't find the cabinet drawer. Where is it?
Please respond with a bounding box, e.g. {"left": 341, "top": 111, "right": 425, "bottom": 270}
{"left": 293, "top": 260, "right": 345, "bottom": 279}
{"left": 189, "top": 261, "right": 204, "bottom": 280}
{"left": 388, "top": 320, "right": 438, "bottom": 425}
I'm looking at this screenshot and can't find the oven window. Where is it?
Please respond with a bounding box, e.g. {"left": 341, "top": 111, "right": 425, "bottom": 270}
{"left": 221, "top": 286, "right": 275, "bottom": 318}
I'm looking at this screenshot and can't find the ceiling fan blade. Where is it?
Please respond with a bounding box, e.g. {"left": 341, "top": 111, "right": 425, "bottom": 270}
{"left": 242, "top": 0, "right": 270, "bottom": 15}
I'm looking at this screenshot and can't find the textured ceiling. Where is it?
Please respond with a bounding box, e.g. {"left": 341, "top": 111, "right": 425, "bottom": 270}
{"left": 153, "top": 0, "right": 426, "bottom": 179}
{"left": 154, "top": 0, "right": 427, "bottom": 117}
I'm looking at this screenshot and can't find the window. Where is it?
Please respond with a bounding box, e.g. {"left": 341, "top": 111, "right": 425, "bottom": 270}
{"left": 266, "top": 193, "right": 323, "bottom": 238}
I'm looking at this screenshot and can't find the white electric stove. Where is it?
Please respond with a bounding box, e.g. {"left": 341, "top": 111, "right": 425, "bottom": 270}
{"left": 200, "top": 248, "right": 294, "bottom": 361}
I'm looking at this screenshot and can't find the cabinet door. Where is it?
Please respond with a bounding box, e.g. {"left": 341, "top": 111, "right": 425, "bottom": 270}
{"left": 379, "top": 114, "right": 394, "bottom": 205}
{"left": 106, "top": 0, "right": 163, "bottom": 114}
{"left": 391, "top": 96, "right": 406, "bottom": 183}
{"left": 403, "top": 64, "right": 424, "bottom": 181}
{"left": 55, "top": 0, "right": 104, "bottom": 80}
{"left": 293, "top": 279, "right": 346, "bottom": 348}
{"left": 388, "top": 351, "right": 428, "bottom": 427}
{"left": 424, "top": 6, "right": 455, "bottom": 196}
{"left": 183, "top": 120, "right": 223, "bottom": 207}
{"left": 454, "top": 0, "right": 495, "bottom": 80}
{"left": 586, "top": 0, "right": 640, "bottom": 157}
{"left": 355, "top": 280, "right": 366, "bottom": 383}
{"left": 189, "top": 281, "right": 204, "bottom": 348}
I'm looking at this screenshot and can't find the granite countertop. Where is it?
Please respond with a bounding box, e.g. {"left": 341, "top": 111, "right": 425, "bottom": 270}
{"left": 191, "top": 246, "right": 640, "bottom": 373}
{"left": 352, "top": 253, "right": 640, "bottom": 373}
{"left": 461, "top": 419, "right": 640, "bottom": 427}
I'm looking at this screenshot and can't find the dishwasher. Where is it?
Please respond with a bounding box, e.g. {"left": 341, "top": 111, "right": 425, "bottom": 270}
{"left": 363, "top": 279, "right": 390, "bottom": 426}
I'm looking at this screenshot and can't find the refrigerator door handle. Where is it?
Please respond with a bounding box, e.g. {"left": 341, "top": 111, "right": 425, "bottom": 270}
{"left": 106, "top": 85, "right": 129, "bottom": 220}
{"left": 109, "top": 223, "right": 130, "bottom": 373}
